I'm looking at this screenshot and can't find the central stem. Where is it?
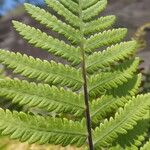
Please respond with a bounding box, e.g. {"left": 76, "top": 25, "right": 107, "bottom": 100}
{"left": 81, "top": 53, "right": 94, "bottom": 150}
{"left": 79, "top": 1, "right": 94, "bottom": 150}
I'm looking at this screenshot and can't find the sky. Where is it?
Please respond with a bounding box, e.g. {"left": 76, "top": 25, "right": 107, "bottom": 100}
{"left": 0, "top": 0, "right": 44, "bottom": 16}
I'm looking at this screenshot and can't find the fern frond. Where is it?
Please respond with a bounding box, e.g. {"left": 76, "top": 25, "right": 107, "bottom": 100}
{"left": 87, "top": 41, "right": 137, "bottom": 74}
{"left": 82, "top": 0, "right": 107, "bottom": 21}
{"left": 109, "top": 144, "right": 137, "bottom": 150}
{"left": 59, "top": 0, "right": 79, "bottom": 14}
{"left": 0, "top": 50, "right": 83, "bottom": 90}
{"left": 90, "top": 74, "right": 142, "bottom": 124}
{"left": 72, "top": 0, "right": 78, "bottom": 3}
{"left": 85, "top": 28, "right": 127, "bottom": 53}
{"left": 0, "top": 66, "right": 6, "bottom": 79}
{"left": 109, "top": 145, "right": 125, "bottom": 150}
{"left": 0, "top": 109, "right": 87, "bottom": 146}
{"left": 0, "top": 78, "right": 85, "bottom": 116}
{"left": 89, "top": 58, "right": 140, "bottom": 96}
{"left": 141, "top": 139, "right": 150, "bottom": 150}
{"left": 112, "top": 113, "right": 149, "bottom": 149}
{"left": 82, "top": 0, "right": 99, "bottom": 9}
{"left": 108, "top": 74, "right": 142, "bottom": 97}
{"left": 0, "top": 0, "right": 147, "bottom": 149}
{"left": 84, "top": 15, "right": 116, "bottom": 35}
{"left": 45, "top": 0, "right": 80, "bottom": 27}
{"left": 24, "top": 3, "right": 80, "bottom": 44}
{"left": 13, "top": 21, "right": 81, "bottom": 65}
{"left": 93, "top": 94, "right": 150, "bottom": 149}
{"left": 91, "top": 96, "right": 128, "bottom": 124}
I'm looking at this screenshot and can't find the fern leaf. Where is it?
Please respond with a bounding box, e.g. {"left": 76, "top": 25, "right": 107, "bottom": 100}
{"left": 82, "top": 0, "right": 100, "bottom": 10}
{"left": 141, "top": 139, "right": 150, "bottom": 150}
{"left": 109, "top": 144, "right": 137, "bottom": 150}
{"left": 45, "top": 0, "right": 80, "bottom": 27}
{"left": 59, "top": 0, "right": 79, "bottom": 14}
{"left": 0, "top": 0, "right": 147, "bottom": 149}
{"left": 82, "top": 0, "right": 107, "bottom": 21}
{"left": 0, "top": 66, "right": 6, "bottom": 79}
{"left": 0, "top": 50, "right": 83, "bottom": 90}
{"left": 89, "top": 58, "right": 140, "bottom": 96}
{"left": 84, "top": 15, "right": 116, "bottom": 35}
{"left": 90, "top": 74, "right": 142, "bottom": 124}
{"left": 109, "top": 145, "right": 125, "bottom": 150}
{"left": 0, "top": 109, "right": 87, "bottom": 146}
{"left": 87, "top": 41, "right": 137, "bottom": 74}
{"left": 85, "top": 28, "right": 127, "bottom": 53}
{"left": 24, "top": 3, "right": 80, "bottom": 44}
{"left": 72, "top": 0, "right": 78, "bottom": 3}
{"left": 91, "top": 96, "right": 128, "bottom": 124}
{"left": 112, "top": 113, "right": 149, "bottom": 149}
{"left": 12, "top": 21, "right": 81, "bottom": 65}
{"left": 108, "top": 74, "right": 142, "bottom": 97}
{"left": 93, "top": 94, "right": 150, "bottom": 149}
{"left": 0, "top": 78, "right": 85, "bottom": 116}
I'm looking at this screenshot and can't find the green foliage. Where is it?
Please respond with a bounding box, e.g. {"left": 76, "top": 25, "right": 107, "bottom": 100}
{"left": 0, "top": 0, "right": 149, "bottom": 149}
{"left": 111, "top": 114, "right": 149, "bottom": 149}
{"left": 93, "top": 94, "right": 150, "bottom": 149}
{"left": 141, "top": 140, "right": 150, "bottom": 150}
{"left": 86, "top": 41, "right": 137, "bottom": 73}
{"left": 0, "top": 78, "right": 85, "bottom": 116}
{"left": 0, "top": 50, "right": 83, "bottom": 90}
{"left": 88, "top": 58, "right": 140, "bottom": 96}
{"left": 143, "top": 71, "right": 150, "bottom": 93}
{"left": 0, "top": 66, "right": 5, "bottom": 79}
{"left": 12, "top": 21, "right": 81, "bottom": 65}
{"left": 0, "top": 109, "right": 87, "bottom": 146}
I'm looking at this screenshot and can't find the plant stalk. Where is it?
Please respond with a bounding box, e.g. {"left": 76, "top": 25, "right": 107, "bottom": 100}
{"left": 82, "top": 55, "right": 94, "bottom": 150}
{"left": 79, "top": 0, "right": 94, "bottom": 149}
